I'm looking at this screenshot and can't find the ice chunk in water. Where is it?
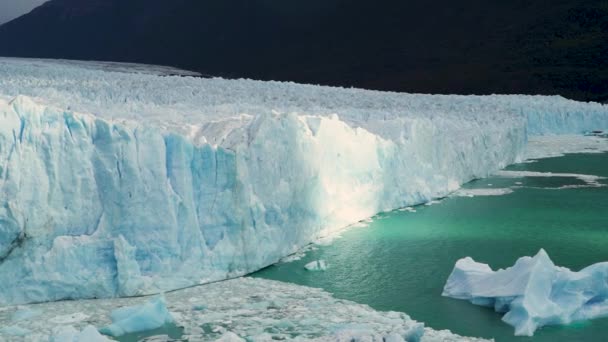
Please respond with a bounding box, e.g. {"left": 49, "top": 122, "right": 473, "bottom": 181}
{"left": 216, "top": 331, "right": 246, "bottom": 341}
{"left": 305, "top": 260, "right": 328, "bottom": 271}
{"left": 99, "top": 296, "right": 174, "bottom": 337}
{"left": 443, "top": 249, "right": 608, "bottom": 336}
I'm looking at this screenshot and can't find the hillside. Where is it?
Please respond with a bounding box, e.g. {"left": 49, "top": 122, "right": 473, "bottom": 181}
{"left": 0, "top": 0, "right": 606, "bottom": 101}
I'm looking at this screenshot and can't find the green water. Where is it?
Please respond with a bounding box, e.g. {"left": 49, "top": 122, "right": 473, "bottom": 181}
{"left": 253, "top": 153, "right": 608, "bottom": 341}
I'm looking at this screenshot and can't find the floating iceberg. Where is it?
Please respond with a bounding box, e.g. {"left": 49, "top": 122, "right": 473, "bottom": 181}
{"left": 442, "top": 249, "right": 608, "bottom": 336}
{"left": 0, "top": 58, "right": 606, "bottom": 305}
{"left": 99, "top": 296, "right": 174, "bottom": 337}
{"left": 304, "top": 260, "right": 328, "bottom": 271}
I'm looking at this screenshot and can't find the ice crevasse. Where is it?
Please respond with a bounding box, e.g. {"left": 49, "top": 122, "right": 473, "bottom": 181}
{"left": 0, "top": 58, "right": 607, "bottom": 305}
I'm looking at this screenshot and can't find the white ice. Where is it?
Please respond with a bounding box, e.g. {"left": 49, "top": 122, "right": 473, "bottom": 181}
{"left": 50, "top": 325, "right": 111, "bottom": 342}
{"left": 99, "top": 296, "right": 174, "bottom": 337}
{"left": 443, "top": 249, "right": 608, "bottom": 336}
{"left": 495, "top": 170, "right": 606, "bottom": 187}
{"left": 453, "top": 188, "right": 514, "bottom": 197}
{"left": 304, "top": 260, "right": 328, "bottom": 271}
{"left": 0, "top": 277, "right": 489, "bottom": 342}
{"left": 525, "top": 135, "right": 608, "bottom": 160}
{"left": 0, "top": 57, "right": 606, "bottom": 305}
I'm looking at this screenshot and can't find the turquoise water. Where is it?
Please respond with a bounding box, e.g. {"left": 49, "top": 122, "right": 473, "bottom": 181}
{"left": 253, "top": 153, "right": 608, "bottom": 341}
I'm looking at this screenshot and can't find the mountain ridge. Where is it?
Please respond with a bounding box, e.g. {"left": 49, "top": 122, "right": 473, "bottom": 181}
{"left": 0, "top": 0, "right": 606, "bottom": 102}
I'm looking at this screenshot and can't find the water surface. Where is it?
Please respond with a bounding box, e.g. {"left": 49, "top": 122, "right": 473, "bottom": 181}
{"left": 253, "top": 153, "right": 608, "bottom": 341}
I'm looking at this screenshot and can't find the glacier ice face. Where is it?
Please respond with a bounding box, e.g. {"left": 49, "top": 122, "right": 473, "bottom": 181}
{"left": 0, "top": 58, "right": 606, "bottom": 305}
{"left": 0, "top": 277, "right": 488, "bottom": 342}
{"left": 99, "top": 296, "right": 174, "bottom": 337}
{"left": 443, "top": 249, "right": 608, "bottom": 336}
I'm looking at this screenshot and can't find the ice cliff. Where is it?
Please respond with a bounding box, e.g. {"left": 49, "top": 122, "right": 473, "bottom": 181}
{"left": 0, "top": 57, "right": 607, "bottom": 304}
{"left": 442, "top": 250, "right": 608, "bottom": 336}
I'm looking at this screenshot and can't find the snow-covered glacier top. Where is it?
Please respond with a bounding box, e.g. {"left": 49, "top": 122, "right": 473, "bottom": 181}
{"left": 0, "top": 58, "right": 606, "bottom": 307}
{"left": 0, "top": 57, "right": 606, "bottom": 147}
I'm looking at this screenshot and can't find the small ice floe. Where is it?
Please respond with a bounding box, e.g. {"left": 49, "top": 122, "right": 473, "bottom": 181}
{"left": 332, "top": 322, "right": 424, "bottom": 342}
{"left": 304, "top": 260, "right": 328, "bottom": 271}
{"left": 280, "top": 254, "right": 304, "bottom": 263}
{"left": 495, "top": 170, "right": 606, "bottom": 187}
{"left": 316, "top": 234, "right": 343, "bottom": 246}
{"left": 99, "top": 296, "right": 174, "bottom": 337}
{"left": 454, "top": 188, "right": 514, "bottom": 197}
{"left": 51, "top": 325, "right": 111, "bottom": 342}
{"left": 350, "top": 220, "right": 372, "bottom": 228}
{"left": 49, "top": 312, "right": 90, "bottom": 324}
{"left": 425, "top": 200, "right": 442, "bottom": 206}
{"left": 0, "top": 325, "right": 30, "bottom": 336}
{"left": 398, "top": 207, "right": 417, "bottom": 213}
{"left": 216, "top": 331, "right": 246, "bottom": 341}
{"left": 11, "top": 307, "right": 42, "bottom": 321}
{"left": 584, "top": 130, "right": 607, "bottom": 137}
{"left": 280, "top": 244, "right": 319, "bottom": 263}
{"left": 443, "top": 249, "right": 608, "bottom": 336}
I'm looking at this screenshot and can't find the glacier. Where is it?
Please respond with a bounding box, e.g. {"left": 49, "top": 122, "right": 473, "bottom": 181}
{"left": 442, "top": 250, "right": 608, "bottom": 336}
{"left": 0, "top": 57, "right": 606, "bottom": 305}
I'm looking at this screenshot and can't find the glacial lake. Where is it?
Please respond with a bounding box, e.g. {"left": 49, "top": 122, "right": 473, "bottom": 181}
{"left": 253, "top": 152, "right": 608, "bottom": 342}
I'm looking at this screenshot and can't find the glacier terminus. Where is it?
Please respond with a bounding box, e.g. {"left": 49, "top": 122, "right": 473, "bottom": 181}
{"left": 0, "top": 57, "right": 607, "bottom": 306}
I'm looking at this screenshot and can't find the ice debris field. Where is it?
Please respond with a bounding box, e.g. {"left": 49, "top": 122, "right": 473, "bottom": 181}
{"left": 443, "top": 250, "right": 608, "bottom": 336}
{"left": 0, "top": 277, "right": 488, "bottom": 342}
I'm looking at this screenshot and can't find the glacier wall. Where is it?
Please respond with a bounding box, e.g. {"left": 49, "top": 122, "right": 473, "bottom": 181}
{"left": 0, "top": 58, "right": 606, "bottom": 305}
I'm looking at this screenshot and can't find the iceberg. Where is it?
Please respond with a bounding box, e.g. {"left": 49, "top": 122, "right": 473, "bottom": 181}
{"left": 99, "top": 296, "right": 174, "bottom": 337}
{"left": 0, "top": 57, "right": 606, "bottom": 305}
{"left": 442, "top": 249, "right": 608, "bottom": 336}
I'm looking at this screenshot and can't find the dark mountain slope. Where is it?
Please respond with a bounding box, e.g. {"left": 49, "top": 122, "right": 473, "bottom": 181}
{"left": 0, "top": 0, "right": 606, "bottom": 101}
